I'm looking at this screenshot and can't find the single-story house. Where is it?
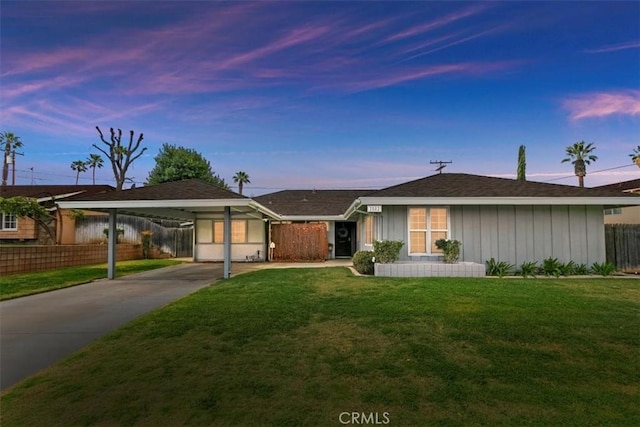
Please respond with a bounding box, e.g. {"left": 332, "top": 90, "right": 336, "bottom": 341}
{"left": 0, "top": 185, "right": 114, "bottom": 244}
{"left": 344, "top": 173, "right": 640, "bottom": 268}
{"left": 594, "top": 178, "right": 640, "bottom": 225}
{"left": 57, "top": 173, "right": 640, "bottom": 279}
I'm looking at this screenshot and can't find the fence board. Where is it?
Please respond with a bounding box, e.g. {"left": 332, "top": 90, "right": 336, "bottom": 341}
{"left": 271, "top": 223, "right": 327, "bottom": 261}
{"left": 605, "top": 224, "right": 640, "bottom": 273}
{"left": 76, "top": 214, "right": 193, "bottom": 257}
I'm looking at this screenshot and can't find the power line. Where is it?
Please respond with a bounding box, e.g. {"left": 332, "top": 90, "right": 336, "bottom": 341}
{"left": 542, "top": 163, "right": 636, "bottom": 183}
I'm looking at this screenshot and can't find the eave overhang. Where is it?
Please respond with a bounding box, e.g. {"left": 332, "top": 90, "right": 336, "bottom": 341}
{"left": 356, "top": 196, "right": 640, "bottom": 207}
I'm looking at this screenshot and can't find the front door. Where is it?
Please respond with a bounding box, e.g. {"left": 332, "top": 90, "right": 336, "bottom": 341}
{"left": 334, "top": 222, "right": 356, "bottom": 257}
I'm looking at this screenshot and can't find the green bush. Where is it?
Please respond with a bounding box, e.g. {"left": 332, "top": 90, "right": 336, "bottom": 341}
{"left": 434, "top": 239, "right": 461, "bottom": 263}
{"left": 373, "top": 240, "right": 403, "bottom": 264}
{"left": 574, "top": 263, "right": 589, "bottom": 275}
{"left": 590, "top": 262, "right": 616, "bottom": 276}
{"left": 542, "top": 257, "right": 562, "bottom": 277}
{"left": 518, "top": 261, "right": 539, "bottom": 278}
{"left": 559, "top": 260, "right": 577, "bottom": 276}
{"left": 352, "top": 251, "right": 374, "bottom": 275}
{"left": 486, "top": 258, "right": 514, "bottom": 277}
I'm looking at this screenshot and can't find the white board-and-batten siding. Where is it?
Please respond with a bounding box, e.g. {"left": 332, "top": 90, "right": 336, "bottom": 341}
{"left": 370, "top": 205, "right": 605, "bottom": 266}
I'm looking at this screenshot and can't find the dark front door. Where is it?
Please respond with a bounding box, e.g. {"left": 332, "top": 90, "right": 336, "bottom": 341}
{"left": 334, "top": 222, "right": 356, "bottom": 257}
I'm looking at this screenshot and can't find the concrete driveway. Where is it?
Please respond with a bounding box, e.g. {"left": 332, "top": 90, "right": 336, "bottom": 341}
{"left": 0, "top": 262, "right": 223, "bottom": 391}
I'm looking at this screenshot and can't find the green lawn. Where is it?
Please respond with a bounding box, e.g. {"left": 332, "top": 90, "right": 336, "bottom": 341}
{"left": 0, "top": 259, "right": 183, "bottom": 300}
{"left": 1, "top": 268, "right": 638, "bottom": 426}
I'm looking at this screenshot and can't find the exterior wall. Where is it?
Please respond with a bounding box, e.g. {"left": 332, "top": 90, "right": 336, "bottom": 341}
{"left": 195, "top": 243, "right": 265, "bottom": 262}
{"left": 370, "top": 205, "right": 606, "bottom": 266}
{"left": 0, "top": 216, "right": 38, "bottom": 241}
{"left": 57, "top": 209, "right": 77, "bottom": 244}
{"left": 604, "top": 206, "right": 640, "bottom": 225}
{"left": 194, "top": 216, "right": 266, "bottom": 262}
{"left": 0, "top": 243, "right": 142, "bottom": 276}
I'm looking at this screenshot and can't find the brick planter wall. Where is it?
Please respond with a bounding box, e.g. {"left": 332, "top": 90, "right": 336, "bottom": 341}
{"left": 0, "top": 244, "right": 143, "bottom": 276}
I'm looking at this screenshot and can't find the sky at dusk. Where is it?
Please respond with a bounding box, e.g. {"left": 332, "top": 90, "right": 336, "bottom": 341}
{"left": 1, "top": 0, "right": 639, "bottom": 195}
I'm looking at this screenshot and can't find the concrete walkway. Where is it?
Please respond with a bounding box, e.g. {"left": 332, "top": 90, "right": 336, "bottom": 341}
{"left": 0, "top": 260, "right": 353, "bottom": 391}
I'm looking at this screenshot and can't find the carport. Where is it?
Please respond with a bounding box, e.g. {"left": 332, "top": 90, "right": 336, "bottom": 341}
{"left": 58, "top": 179, "right": 279, "bottom": 279}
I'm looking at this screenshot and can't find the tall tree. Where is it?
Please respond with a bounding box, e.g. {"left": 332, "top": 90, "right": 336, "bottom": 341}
{"left": 94, "top": 127, "right": 146, "bottom": 190}
{"left": 561, "top": 141, "right": 597, "bottom": 187}
{"left": 517, "top": 145, "right": 526, "bottom": 181}
{"left": 145, "top": 143, "right": 228, "bottom": 188}
{"left": 233, "top": 171, "right": 251, "bottom": 195}
{"left": 630, "top": 145, "right": 640, "bottom": 168}
{"left": 86, "top": 153, "right": 104, "bottom": 185}
{"left": 1, "top": 132, "right": 23, "bottom": 188}
{"left": 70, "top": 160, "right": 88, "bottom": 185}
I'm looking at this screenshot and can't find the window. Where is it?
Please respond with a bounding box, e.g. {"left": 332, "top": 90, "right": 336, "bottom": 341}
{"left": 364, "top": 215, "right": 374, "bottom": 245}
{"left": 408, "top": 207, "right": 449, "bottom": 255}
{"left": 231, "top": 220, "right": 246, "bottom": 243}
{"left": 0, "top": 213, "right": 17, "bottom": 231}
{"left": 604, "top": 208, "right": 622, "bottom": 215}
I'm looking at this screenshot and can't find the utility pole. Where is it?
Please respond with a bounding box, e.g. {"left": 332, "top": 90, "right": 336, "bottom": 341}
{"left": 430, "top": 160, "right": 452, "bottom": 174}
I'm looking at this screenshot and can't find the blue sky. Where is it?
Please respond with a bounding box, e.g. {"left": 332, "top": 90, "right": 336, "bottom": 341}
{"left": 1, "top": 1, "right": 639, "bottom": 195}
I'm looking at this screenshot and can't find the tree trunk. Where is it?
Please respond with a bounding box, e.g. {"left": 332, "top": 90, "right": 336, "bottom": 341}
{"left": 1, "top": 143, "right": 10, "bottom": 187}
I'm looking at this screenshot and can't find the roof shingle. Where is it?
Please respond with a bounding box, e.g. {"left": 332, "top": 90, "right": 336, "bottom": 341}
{"left": 0, "top": 185, "right": 114, "bottom": 199}
{"left": 69, "top": 179, "right": 245, "bottom": 201}
{"left": 255, "top": 190, "right": 369, "bottom": 216}
{"left": 367, "top": 173, "right": 639, "bottom": 198}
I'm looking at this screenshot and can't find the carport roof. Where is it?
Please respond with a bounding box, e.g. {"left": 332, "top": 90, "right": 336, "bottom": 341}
{"left": 67, "top": 179, "right": 245, "bottom": 201}
{"left": 57, "top": 179, "right": 280, "bottom": 220}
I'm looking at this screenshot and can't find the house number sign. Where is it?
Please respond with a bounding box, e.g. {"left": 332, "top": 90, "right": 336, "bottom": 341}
{"left": 367, "top": 205, "right": 382, "bottom": 213}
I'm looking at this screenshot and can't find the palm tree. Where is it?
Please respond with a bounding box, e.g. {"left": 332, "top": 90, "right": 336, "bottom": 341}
{"left": 630, "top": 145, "right": 640, "bottom": 168}
{"left": 517, "top": 145, "right": 526, "bottom": 181}
{"left": 86, "top": 153, "right": 104, "bottom": 185}
{"left": 1, "top": 132, "right": 23, "bottom": 187}
{"left": 233, "top": 171, "right": 250, "bottom": 195}
{"left": 561, "top": 141, "right": 597, "bottom": 187}
{"left": 70, "top": 160, "right": 88, "bottom": 185}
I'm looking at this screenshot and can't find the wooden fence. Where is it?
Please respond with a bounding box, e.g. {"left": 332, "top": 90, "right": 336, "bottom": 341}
{"left": 76, "top": 214, "right": 193, "bottom": 258}
{"left": 605, "top": 224, "right": 640, "bottom": 273}
{"left": 271, "top": 223, "right": 328, "bottom": 261}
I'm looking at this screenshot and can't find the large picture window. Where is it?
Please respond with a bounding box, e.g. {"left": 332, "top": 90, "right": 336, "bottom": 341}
{"left": 0, "top": 213, "right": 17, "bottom": 231}
{"left": 196, "top": 219, "right": 262, "bottom": 244}
{"left": 408, "top": 207, "right": 449, "bottom": 255}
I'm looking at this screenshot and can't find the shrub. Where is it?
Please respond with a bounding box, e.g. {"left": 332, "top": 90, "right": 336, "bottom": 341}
{"left": 373, "top": 240, "right": 403, "bottom": 264}
{"left": 542, "top": 257, "right": 562, "bottom": 277}
{"left": 574, "top": 263, "right": 589, "bottom": 275}
{"left": 486, "top": 258, "right": 514, "bottom": 277}
{"left": 590, "top": 262, "right": 616, "bottom": 276}
{"left": 434, "top": 239, "right": 462, "bottom": 264}
{"left": 558, "top": 260, "right": 577, "bottom": 276}
{"left": 352, "top": 251, "right": 374, "bottom": 275}
{"left": 518, "top": 261, "right": 538, "bottom": 278}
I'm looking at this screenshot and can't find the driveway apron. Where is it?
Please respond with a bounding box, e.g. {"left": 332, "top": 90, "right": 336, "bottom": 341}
{"left": 0, "top": 262, "right": 222, "bottom": 391}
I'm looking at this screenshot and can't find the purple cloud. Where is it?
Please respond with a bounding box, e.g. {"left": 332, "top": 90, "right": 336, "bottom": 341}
{"left": 584, "top": 41, "right": 640, "bottom": 54}
{"left": 563, "top": 90, "right": 640, "bottom": 120}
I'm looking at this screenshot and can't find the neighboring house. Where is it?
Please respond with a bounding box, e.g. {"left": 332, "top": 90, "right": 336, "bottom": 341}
{"left": 594, "top": 178, "right": 640, "bottom": 225}
{"left": 58, "top": 174, "right": 640, "bottom": 278}
{"left": 0, "top": 185, "right": 114, "bottom": 244}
